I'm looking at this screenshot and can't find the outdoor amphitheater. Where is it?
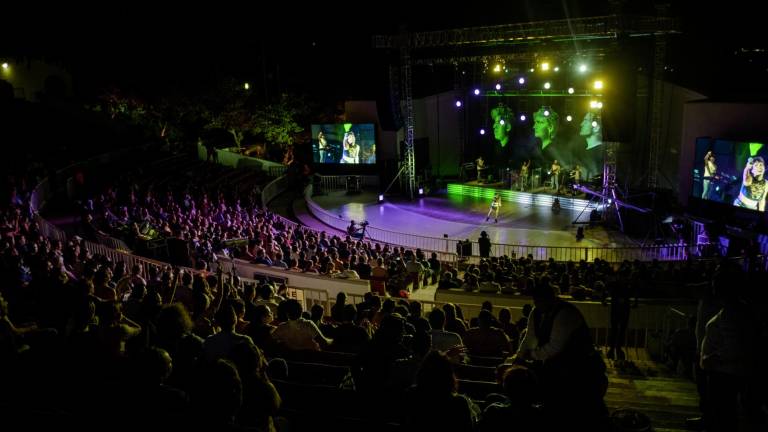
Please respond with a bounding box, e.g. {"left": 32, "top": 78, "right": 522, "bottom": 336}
{"left": 2, "top": 8, "right": 768, "bottom": 432}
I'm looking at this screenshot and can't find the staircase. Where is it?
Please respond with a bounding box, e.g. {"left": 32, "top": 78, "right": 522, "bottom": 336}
{"left": 604, "top": 355, "right": 700, "bottom": 432}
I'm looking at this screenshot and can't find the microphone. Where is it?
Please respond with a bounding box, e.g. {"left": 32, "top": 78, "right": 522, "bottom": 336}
{"left": 748, "top": 157, "right": 754, "bottom": 164}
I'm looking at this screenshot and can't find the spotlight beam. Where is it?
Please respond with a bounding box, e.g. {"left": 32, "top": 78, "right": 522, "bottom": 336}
{"left": 573, "top": 185, "right": 651, "bottom": 213}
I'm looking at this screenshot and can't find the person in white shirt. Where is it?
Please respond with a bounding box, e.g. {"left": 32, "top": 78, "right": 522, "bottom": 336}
{"left": 272, "top": 299, "right": 332, "bottom": 351}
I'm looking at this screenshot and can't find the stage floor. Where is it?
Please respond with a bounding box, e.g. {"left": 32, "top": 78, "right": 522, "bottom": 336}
{"left": 312, "top": 189, "right": 636, "bottom": 248}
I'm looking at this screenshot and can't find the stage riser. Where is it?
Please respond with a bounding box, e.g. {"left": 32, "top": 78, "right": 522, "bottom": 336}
{"left": 448, "top": 183, "right": 595, "bottom": 211}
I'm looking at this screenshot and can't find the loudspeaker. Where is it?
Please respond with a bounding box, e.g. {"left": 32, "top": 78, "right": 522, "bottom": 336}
{"left": 346, "top": 175, "right": 361, "bottom": 194}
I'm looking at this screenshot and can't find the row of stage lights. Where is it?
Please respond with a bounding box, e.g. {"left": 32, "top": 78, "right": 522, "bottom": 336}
{"left": 476, "top": 101, "right": 603, "bottom": 135}
{"left": 470, "top": 78, "right": 604, "bottom": 94}
{"left": 491, "top": 61, "right": 590, "bottom": 74}
{"left": 458, "top": 63, "right": 604, "bottom": 134}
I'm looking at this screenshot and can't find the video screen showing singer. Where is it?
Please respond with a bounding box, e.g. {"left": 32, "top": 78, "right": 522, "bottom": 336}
{"left": 733, "top": 156, "right": 767, "bottom": 211}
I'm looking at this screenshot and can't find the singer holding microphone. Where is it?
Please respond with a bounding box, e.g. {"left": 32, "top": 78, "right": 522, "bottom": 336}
{"left": 733, "top": 156, "right": 767, "bottom": 211}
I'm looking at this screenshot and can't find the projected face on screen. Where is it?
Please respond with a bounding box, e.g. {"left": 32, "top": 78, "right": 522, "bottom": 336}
{"left": 490, "top": 104, "right": 512, "bottom": 147}
{"left": 694, "top": 139, "right": 768, "bottom": 212}
{"left": 580, "top": 111, "right": 603, "bottom": 150}
{"left": 533, "top": 107, "right": 558, "bottom": 149}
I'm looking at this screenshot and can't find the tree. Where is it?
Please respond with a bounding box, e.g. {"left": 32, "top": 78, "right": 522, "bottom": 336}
{"left": 255, "top": 93, "right": 305, "bottom": 149}
{"left": 203, "top": 78, "right": 259, "bottom": 149}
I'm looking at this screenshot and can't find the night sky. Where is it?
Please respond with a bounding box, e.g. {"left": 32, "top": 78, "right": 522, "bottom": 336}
{"left": 2, "top": 1, "right": 766, "bottom": 102}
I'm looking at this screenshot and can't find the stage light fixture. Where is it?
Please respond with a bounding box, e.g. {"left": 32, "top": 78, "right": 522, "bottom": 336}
{"left": 579, "top": 64, "right": 588, "bottom": 73}
{"left": 499, "top": 119, "right": 505, "bottom": 125}
{"left": 544, "top": 110, "right": 550, "bottom": 117}
{"left": 518, "top": 77, "right": 525, "bottom": 84}
{"left": 480, "top": 128, "right": 486, "bottom": 135}
{"left": 519, "top": 114, "right": 526, "bottom": 121}
{"left": 474, "top": 88, "right": 480, "bottom": 95}
{"left": 567, "top": 87, "right": 574, "bottom": 94}
{"left": 530, "top": 68, "right": 535, "bottom": 72}
{"left": 495, "top": 83, "right": 502, "bottom": 90}
{"left": 592, "top": 121, "right": 598, "bottom": 128}
{"left": 418, "top": 187, "right": 424, "bottom": 195}
{"left": 455, "top": 100, "right": 462, "bottom": 107}
{"left": 1, "top": 63, "right": 8, "bottom": 70}
{"left": 554, "top": 66, "right": 559, "bottom": 72}
{"left": 378, "top": 194, "right": 384, "bottom": 202}
{"left": 566, "top": 115, "right": 573, "bottom": 122}
{"left": 494, "top": 64, "right": 502, "bottom": 72}
{"left": 541, "top": 62, "right": 550, "bottom": 71}
{"left": 243, "top": 82, "right": 250, "bottom": 90}
{"left": 593, "top": 80, "right": 603, "bottom": 90}
{"left": 590, "top": 101, "right": 598, "bottom": 109}
{"left": 543, "top": 82, "right": 551, "bottom": 89}
{"left": 597, "top": 102, "right": 603, "bottom": 109}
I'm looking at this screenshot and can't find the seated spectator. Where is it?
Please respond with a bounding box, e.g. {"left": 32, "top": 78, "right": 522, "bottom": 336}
{"left": 406, "top": 350, "right": 480, "bottom": 431}
{"left": 479, "top": 365, "right": 543, "bottom": 432}
{"left": 429, "top": 308, "right": 464, "bottom": 355}
{"left": 202, "top": 304, "right": 254, "bottom": 363}
{"left": 272, "top": 299, "right": 331, "bottom": 351}
{"left": 330, "top": 304, "right": 371, "bottom": 353}
{"left": 464, "top": 309, "right": 512, "bottom": 358}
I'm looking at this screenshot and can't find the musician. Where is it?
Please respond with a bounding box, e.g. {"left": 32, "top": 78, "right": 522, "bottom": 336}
{"left": 340, "top": 131, "right": 359, "bottom": 164}
{"left": 569, "top": 165, "right": 582, "bottom": 186}
{"left": 550, "top": 160, "right": 561, "bottom": 192}
{"left": 486, "top": 193, "right": 502, "bottom": 223}
{"left": 317, "top": 131, "right": 328, "bottom": 163}
{"left": 520, "top": 160, "right": 531, "bottom": 191}
{"left": 702, "top": 151, "right": 717, "bottom": 199}
{"left": 476, "top": 156, "right": 487, "bottom": 182}
{"left": 733, "top": 156, "right": 767, "bottom": 211}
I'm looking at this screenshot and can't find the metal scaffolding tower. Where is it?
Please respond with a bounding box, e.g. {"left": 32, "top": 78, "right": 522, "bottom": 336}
{"left": 401, "top": 47, "right": 416, "bottom": 200}
{"left": 602, "top": 141, "right": 622, "bottom": 230}
{"left": 647, "top": 35, "right": 667, "bottom": 189}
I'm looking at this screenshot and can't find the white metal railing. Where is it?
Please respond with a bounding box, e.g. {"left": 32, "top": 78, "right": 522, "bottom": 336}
{"left": 303, "top": 182, "right": 713, "bottom": 263}
{"left": 316, "top": 175, "right": 379, "bottom": 192}
{"left": 303, "top": 184, "right": 459, "bottom": 264}
{"left": 261, "top": 174, "right": 290, "bottom": 208}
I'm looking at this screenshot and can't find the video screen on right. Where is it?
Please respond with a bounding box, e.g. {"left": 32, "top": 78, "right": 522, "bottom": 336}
{"left": 692, "top": 138, "right": 767, "bottom": 212}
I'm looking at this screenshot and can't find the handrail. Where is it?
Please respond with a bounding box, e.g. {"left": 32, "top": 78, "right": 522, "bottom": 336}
{"left": 667, "top": 307, "right": 689, "bottom": 318}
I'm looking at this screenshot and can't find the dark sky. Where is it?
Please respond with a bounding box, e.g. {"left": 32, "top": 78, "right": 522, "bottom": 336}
{"left": 2, "top": 2, "right": 766, "bottom": 101}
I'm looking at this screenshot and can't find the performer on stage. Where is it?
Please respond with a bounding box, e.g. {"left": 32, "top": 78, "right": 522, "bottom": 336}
{"left": 570, "top": 164, "right": 582, "bottom": 185}
{"left": 550, "top": 160, "right": 561, "bottom": 193}
{"left": 340, "top": 131, "right": 360, "bottom": 164}
{"left": 520, "top": 160, "right": 530, "bottom": 191}
{"left": 317, "top": 130, "right": 328, "bottom": 163}
{"left": 476, "top": 156, "right": 487, "bottom": 182}
{"left": 486, "top": 193, "right": 502, "bottom": 223}
{"left": 702, "top": 151, "right": 717, "bottom": 199}
{"left": 733, "top": 156, "right": 767, "bottom": 211}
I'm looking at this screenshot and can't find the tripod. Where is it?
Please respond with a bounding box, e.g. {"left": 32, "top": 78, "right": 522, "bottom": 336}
{"left": 351, "top": 223, "right": 369, "bottom": 241}
{"left": 571, "top": 183, "right": 626, "bottom": 231}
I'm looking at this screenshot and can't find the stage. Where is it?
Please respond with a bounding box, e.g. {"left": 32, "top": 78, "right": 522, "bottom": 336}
{"left": 310, "top": 182, "right": 635, "bottom": 248}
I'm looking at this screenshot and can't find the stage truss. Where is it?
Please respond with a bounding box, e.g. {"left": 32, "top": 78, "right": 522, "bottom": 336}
{"left": 374, "top": 13, "right": 678, "bottom": 199}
